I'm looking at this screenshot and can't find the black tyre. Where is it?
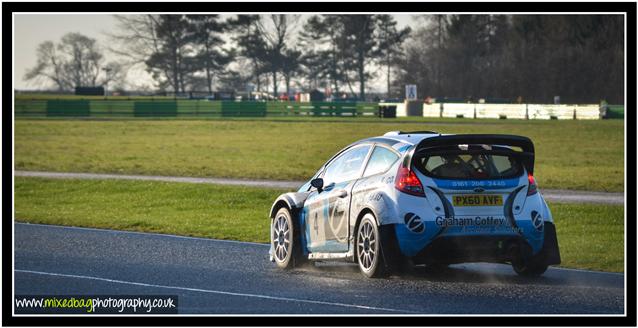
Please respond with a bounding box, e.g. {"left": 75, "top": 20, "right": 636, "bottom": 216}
{"left": 271, "top": 207, "right": 305, "bottom": 269}
{"left": 356, "top": 213, "right": 402, "bottom": 278}
{"left": 512, "top": 257, "right": 549, "bottom": 276}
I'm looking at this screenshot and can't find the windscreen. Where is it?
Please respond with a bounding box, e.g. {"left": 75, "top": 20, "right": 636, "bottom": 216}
{"left": 413, "top": 152, "right": 524, "bottom": 180}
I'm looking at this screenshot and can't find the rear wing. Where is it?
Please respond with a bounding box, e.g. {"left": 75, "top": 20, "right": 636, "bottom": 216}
{"left": 414, "top": 134, "right": 535, "bottom": 174}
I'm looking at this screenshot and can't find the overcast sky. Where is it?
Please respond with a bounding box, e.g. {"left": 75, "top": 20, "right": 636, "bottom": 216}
{"left": 13, "top": 13, "right": 418, "bottom": 91}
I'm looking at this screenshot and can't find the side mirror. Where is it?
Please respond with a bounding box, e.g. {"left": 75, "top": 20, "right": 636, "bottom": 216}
{"left": 310, "top": 178, "right": 324, "bottom": 192}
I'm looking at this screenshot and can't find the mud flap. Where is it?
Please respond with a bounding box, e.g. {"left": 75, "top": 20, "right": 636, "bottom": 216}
{"left": 519, "top": 222, "right": 561, "bottom": 267}
{"left": 379, "top": 224, "right": 408, "bottom": 274}
{"left": 541, "top": 222, "right": 561, "bottom": 265}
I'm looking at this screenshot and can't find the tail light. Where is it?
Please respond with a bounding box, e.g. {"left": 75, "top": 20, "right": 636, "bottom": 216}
{"left": 395, "top": 166, "right": 425, "bottom": 197}
{"left": 527, "top": 172, "right": 538, "bottom": 196}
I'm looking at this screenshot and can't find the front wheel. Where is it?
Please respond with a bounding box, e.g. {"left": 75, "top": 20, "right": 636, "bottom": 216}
{"left": 272, "top": 207, "right": 305, "bottom": 269}
{"left": 356, "top": 213, "right": 391, "bottom": 278}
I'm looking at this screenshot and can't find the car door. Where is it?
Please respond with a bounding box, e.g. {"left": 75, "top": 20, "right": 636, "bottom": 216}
{"left": 350, "top": 144, "right": 401, "bottom": 221}
{"left": 303, "top": 144, "right": 372, "bottom": 253}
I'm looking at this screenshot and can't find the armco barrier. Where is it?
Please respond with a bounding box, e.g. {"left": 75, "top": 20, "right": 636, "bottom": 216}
{"left": 441, "top": 103, "right": 475, "bottom": 118}
{"left": 422, "top": 103, "right": 604, "bottom": 120}
{"left": 422, "top": 103, "right": 441, "bottom": 118}
{"left": 573, "top": 105, "right": 602, "bottom": 120}
{"left": 14, "top": 99, "right": 379, "bottom": 118}
{"left": 527, "top": 104, "right": 573, "bottom": 120}
{"left": 475, "top": 104, "right": 527, "bottom": 119}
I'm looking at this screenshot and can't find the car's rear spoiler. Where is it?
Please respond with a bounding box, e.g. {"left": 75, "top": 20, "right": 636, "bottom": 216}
{"left": 414, "top": 134, "right": 535, "bottom": 174}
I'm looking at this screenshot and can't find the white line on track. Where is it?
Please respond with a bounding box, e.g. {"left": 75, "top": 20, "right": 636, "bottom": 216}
{"left": 14, "top": 269, "right": 418, "bottom": 314}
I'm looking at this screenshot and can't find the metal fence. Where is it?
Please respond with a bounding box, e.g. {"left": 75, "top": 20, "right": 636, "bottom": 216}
{"left": 14, "top": 99, "right": 381, "bottom": 118}
{"left": 14, "top": 98, "right": 620, "bottom": 120}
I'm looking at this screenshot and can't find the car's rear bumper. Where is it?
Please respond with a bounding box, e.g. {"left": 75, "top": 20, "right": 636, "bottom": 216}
{"left": 411, "top": 234, "right": 531, "bottom": 265}
{"left": 393, "top": 222, "right": 561, "bottom": 265}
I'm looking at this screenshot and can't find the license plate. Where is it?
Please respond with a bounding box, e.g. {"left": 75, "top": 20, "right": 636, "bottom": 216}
{"left": 452, "top": 194, "right": 503, "bottom": 206}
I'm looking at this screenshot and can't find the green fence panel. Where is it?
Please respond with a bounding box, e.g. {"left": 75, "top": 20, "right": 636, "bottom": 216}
{"left": 16, "top": 99, "right": 382, "bottom": 118}
{"left": 356, "top": 102, "right": 379, "bottom": 116}
{"left": 176, "top": 100, "right": 223, "bottom": 117}
{"left": 311, "top": 102, "right": 334, "bottom": 116}
{"left": 266, "top": 102, "right": 289, "bottom": 115}
{"left": 296, "top": 103, "right": 317, "bottom": 115}
{"left": 15, "top": 100, "right": 47, "bottom": 117}
{"left": 46, "top": 100, "right": 90, "bottom": 117}
{"left": 90, "top": 100, "right": 135, "bottom": 117}
{"left": 134, "top": 101, "right": 178, "bottom": 117}
{"left": 221, "top": 101, "right": 266, "bottom": 117}
{"left": 607, "top": 105, "right": 624, "bottom": 119}
{"left": 309, "top": 102, "right": 357, "bottom": 116}
{"left": 176, "top": 100, "right": 198, "bottom": 116}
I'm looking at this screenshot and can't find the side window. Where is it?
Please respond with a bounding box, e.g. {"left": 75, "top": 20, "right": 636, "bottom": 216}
{"left": 323, "top": 145, "right": 371, "bottom": 184}
{"left": 363, "top": 146, "right": 400, "bottom": 177}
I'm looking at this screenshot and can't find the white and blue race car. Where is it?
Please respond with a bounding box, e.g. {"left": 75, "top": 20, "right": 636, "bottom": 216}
{"left": 269, "top": 131, "right": 561, "bottom": 277}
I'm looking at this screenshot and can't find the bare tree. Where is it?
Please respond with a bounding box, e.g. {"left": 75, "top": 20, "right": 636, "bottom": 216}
{"left": 24, "top": 32, "right": 121, "bottom": 91}
{"left": 109, "top": 15, "right": 162, "bottom": 65}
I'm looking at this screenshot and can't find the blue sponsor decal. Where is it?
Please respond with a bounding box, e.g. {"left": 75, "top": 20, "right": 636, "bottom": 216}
{"left": 299, "top": 205, "right": 309, "bottom": 255}
{"left": 514, "top": 219, "right": 544, "bottom": 254}
{"left": 395, "top": 144, "right": 412, "bottom": 153}
{"left": 432, "top": 177, "right": 520, "bottom": 190}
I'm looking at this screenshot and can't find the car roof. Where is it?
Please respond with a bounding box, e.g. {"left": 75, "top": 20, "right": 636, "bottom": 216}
{"left": 355, "top": 131, "right": 444, "bottom": 150}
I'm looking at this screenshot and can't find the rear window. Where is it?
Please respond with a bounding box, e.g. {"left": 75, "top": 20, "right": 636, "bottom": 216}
{"left": 414, "top": 152, "right": 523, "bottom": 179}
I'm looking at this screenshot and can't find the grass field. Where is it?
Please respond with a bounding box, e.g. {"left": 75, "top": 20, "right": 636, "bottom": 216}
{"left": 15, "top": 118, "right": 624, "bottom": 191}
{"left": 14, "top": 177, "right": 624, "bottom": 272}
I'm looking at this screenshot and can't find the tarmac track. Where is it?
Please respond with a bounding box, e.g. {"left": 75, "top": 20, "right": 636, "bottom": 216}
{"left": 13, "top": 223, "right": 624, "bottom": 315}
{"left": 14, "top": 171, "right": 624, "bottom": 205}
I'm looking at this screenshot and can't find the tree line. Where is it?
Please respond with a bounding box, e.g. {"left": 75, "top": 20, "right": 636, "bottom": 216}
{"left": 24, "top": 14, "right": 624, "bottom": 103}
{"left": 396, "top": 15, "right": 624, "bottom": 104}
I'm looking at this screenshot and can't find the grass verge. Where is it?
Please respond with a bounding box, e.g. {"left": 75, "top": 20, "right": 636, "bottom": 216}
{"left": 552, "top": 203, "right": 624, "bottom": 273}
{"left": 14, "top": 177, "right": 624, "bottom": 272}
{"left": 15, "top": 118, "right": 624, "bottom": 192}
{"left": 15, "top": 177, "right": 277, "bottom": 243}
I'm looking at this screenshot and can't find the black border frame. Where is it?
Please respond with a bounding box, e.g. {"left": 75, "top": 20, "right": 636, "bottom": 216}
{"left": 2, "top": 2, "right": 636, "bottom": 326}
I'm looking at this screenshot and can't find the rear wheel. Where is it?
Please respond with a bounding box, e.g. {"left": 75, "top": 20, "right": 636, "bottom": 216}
{"left": 512, "top": 257, "right": 548, "bottom": 276}
{"left": 272, "top": 207, "right": 305, "bottom": 269}
{"left": 357, "top": 214, "right": 384, "bottom": 277}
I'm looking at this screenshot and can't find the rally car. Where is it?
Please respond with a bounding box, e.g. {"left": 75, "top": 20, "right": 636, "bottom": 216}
{"left": 269, "top": 131, "right": 561, "bottom": 278}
